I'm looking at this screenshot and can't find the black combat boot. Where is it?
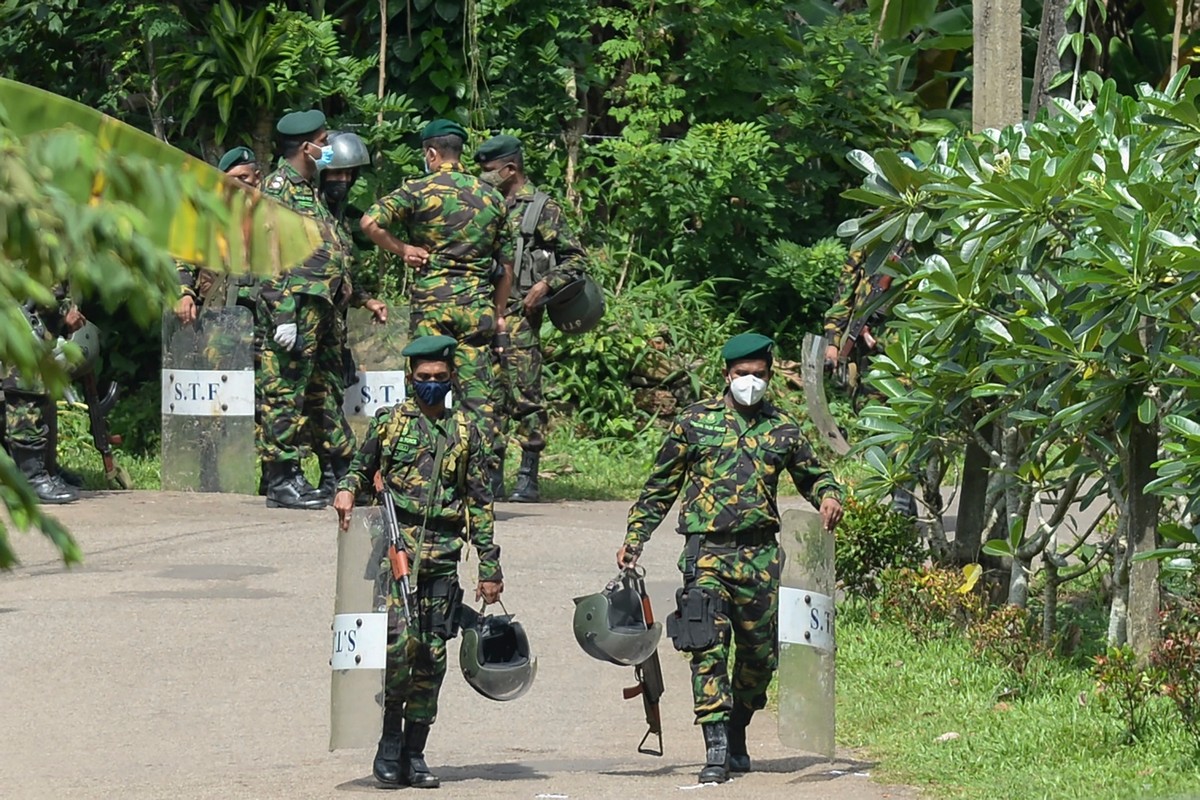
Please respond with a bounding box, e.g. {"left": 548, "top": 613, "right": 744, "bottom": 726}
{"left": 314, "top": 454, "right": 350, "bottom": 503}
{"left": 728, "top": 705, "right": 754, "bottom": 773}
{"left": 264, "top": 462, "right": 327, "bottom": 510}
{"left": 698, "top": 721, "right": 730, "bottom": 784}
{"left": 403, "top": 721, "right": 440, "bottom": 789}
{"left": 508, "top": 450, "right": 540, "bottom": 503}
{"left": 372, "top": 710, "right": 405, "bottom": 787}
{"left": 13, "top": 443, "right": 78, "bottom": 505}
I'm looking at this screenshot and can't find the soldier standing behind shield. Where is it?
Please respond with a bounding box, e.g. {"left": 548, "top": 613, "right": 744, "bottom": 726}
{"left": 334, "top": 334, "right": 503, "bottom": 789}
{"left": 617, "top": 333, "right": 844, "bottom": 784}
{"left": 473, "top": 134, "right": 588, "bottom": 503}
{"left": 360, "top": 120, "right": 516, "bottom": 485}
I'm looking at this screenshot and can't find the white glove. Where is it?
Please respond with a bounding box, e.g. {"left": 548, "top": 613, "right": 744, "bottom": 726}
{"left": 273, "top": 323, "right": 298, "bottom": 350}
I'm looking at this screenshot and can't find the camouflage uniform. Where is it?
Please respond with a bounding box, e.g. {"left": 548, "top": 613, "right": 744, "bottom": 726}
{"left": 338, "top": 400, "right": 500, "bottom": 724}
{"left": 363, "top": 162, "right": 515, "bottom": 467}
{"left": 625, "top": 397, "right": 842, "bottom": 724}
{"left": 494, "top": 183, "right": 586, "bottom": 457}
{"left": 258, "top": 162, "right": 356, "bottom": 469}
{"left": 4, "top": 285, "right": 74, "bottom": 452}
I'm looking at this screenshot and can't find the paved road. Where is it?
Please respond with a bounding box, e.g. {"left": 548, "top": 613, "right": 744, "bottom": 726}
{"left": 0, "top": 492, "right": 911, "bottom": 799}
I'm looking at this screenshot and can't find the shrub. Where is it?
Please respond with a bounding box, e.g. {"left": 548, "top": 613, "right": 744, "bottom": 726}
{"left": 1151, "top": 596, "right": 1200, "bottom": 750}
{"left": 1093, "top": 645, "right": 1157, "bottom": 744}
{"left": 835, "top": 495, "right": 923, "bottom": 599}
{"left": 877, "top": 564, "right": 985, "bottom": 641}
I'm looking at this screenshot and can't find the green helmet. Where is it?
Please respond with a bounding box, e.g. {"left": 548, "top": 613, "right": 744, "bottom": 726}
{"left": 544, "top": 275, "right": 605, "bottom": 335}
{"left": 459, "top": 607, "right": 537, "bottom": 702}
{"left": 573, "top": 570, "right": 663, "bottom": 667}
{"left": 65, "top": 321, "right": 101, "bottom": 377}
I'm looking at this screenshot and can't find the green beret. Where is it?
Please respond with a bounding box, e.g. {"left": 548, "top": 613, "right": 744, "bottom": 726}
{"left": 401, "top": 335, "right": 457, "bottom": 361}
{"left": 420, "top": 119, "right": 467, "bottom": 142}
{"left": 721, "top": 333, "right": 775, "bottom": 364}
{"left": 276, "top": 109, "right": 326, "bottom": 137}
{"left": 217, "top": 146, "right": 256, "bottom": 173}
{"left": 474, "top": 134, "right": 522, "bottom": 164}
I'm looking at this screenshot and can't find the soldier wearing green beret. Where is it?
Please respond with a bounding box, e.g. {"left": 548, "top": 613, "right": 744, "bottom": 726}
{"left": 474, "top": 134, "right": 588, "bottom": 502}
{"left": 334, "top": 334, "right": 503, "bottom": 789}
{"left": 258, "top": 110, "right": 387, "bottom": 510}
{"left": 618, "top": 333, "right": 844, "bottom": 784}
{"left": 360, "top": 119, "right": 516, "bottom": 494}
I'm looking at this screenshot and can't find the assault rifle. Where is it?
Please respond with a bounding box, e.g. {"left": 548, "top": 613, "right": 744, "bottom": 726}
{"left": 378, "top": 481, "right": 414, "bottom": 625}
{"left": 621, "top": 569, "right": 665, "bottom": 756}
{"left": 78, "top": 372, "right": 132, "bottom": 489}
{"left": 836, "top": 241, "right": 912, "bottom": 363}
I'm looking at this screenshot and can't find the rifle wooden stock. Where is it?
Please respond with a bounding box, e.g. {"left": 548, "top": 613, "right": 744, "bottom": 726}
{"left": 839, "top": 272, "right": 893, "bottom": 361}
{"left": 624, "top": 573, "right": 665, "bottom": 757}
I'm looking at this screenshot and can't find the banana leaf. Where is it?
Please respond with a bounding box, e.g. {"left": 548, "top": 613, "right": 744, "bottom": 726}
{"left": 0, "top": 77, "right": 323, "bottom": 277}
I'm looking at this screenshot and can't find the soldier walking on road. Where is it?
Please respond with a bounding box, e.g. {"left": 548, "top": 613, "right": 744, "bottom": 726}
{"left": 360, "top": 120, "right": 515, "bottom": 487}
{"left": 258, "top": 110, "right": 384, "bottom": 510}
{"left": 618, "top": 333, "right": 844, "bottom": 784}
{"left": 334, "top": 334, "right": 503, "bottom": 789}
{"left": 474, "top": 134, "right": 588, "bottom": 502}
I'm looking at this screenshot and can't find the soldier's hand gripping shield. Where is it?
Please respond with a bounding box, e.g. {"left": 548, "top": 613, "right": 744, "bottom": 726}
{"left": 777, "top": 508, "right": 836, "bottom": 757}
{"left": 160, "top": 307, "right": 256, "bottom": 493}
{"left": 458, "top": 604, "right": 537, "bottom": 702}
{"left": 329, "top": 506, "right": 391, "bottom": 750}
{"left": 573, "top": 570, "right": 664, "bottom": 666}
{"left": 342, "top": 306, "right": 410, "bottom": 438}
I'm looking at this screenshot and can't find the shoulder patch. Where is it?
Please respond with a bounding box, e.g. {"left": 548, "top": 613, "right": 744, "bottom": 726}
{"left": 266, "top": 175, "right": 285, "bottom": 191}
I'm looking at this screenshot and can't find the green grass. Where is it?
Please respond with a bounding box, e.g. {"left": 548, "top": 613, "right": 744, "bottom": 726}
{"left": 834, "top": 613, "right": 1200, "bottom": 800}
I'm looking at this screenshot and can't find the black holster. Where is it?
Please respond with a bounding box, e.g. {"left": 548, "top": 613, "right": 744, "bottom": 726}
{"left": 420, "top": 576, "right": 464, "bottom": 640}
{"left": 665, "top": 535, "right": 725, "bottom": 652}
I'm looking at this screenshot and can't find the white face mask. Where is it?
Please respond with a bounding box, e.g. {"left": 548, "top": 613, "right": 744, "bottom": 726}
{"left": 729, "top": 374, "right": 767, "bottom": 406}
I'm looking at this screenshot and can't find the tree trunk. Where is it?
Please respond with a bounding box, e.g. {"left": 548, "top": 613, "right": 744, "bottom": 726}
{"left": 973, "top": 0, "right": 1024, "bottom": 130}
{"left": 377, "top": 0, "right": 388, "bottom": 128}
{"left": 1027, "top": 0, "right": 1078, "bottom": 120}
{"left": 1009, "top": 554, "right": 1032, "bottom": 607}
{"left": 564, "top": 69, "right": 587, "bottom": 215}
{"left": 1125, "top": 416, "right": 1161, "bottom": 658}
{"left": 1043, "top": 560, "right": 1059, "bottom": 647}
{"left": 954, "top": 421, "right": 993, "bottom": 565}
{"left": 251, "top": 113, "right": 274, "bottom": 172}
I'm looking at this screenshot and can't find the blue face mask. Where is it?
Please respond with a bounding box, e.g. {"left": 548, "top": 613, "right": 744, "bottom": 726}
{"left": 412, "top": 379, "right": 452, "bottom": 406}
{"left": 310, "top": 143, "right": 335, "bottom": 170}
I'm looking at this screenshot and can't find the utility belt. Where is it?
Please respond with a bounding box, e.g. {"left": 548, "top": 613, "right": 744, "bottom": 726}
{"left": 688, "top": 527, "right": 778, "bottom": 549}
{"left": 394, "top": 508, "right": 464, "bottom": 538}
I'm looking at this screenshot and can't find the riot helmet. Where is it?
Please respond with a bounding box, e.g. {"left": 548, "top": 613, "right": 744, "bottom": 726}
{"left": 459, "top": 606, "right": 537, "bottom": 702}
{"left": 544, "top": 275, "right": 605, "bottom": 335}
{"left": 327, "top": 131, "right": 371, "bottom": 170}
{"left": 573, "top": 570, "right": 663, "bottom": 666}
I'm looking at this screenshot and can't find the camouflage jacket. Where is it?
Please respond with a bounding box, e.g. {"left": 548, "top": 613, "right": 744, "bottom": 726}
{"left": 823, "top": 243, "right": 911, "bottom": 348}
{"left": 338, "top": 401, "right": 500, "bottom": 581}
{"left": 6, "top": 283, "right": 74, "bottom": 390}
{"left": 363, "top": 161, "right": 516, "bottom": 306}
{"left": 260, "top": 162, "right": 354, "bottom": 322}
{"left": 331, "top": 204, "right": 373, "bottom": 309}
{"left": 504, "top": 182, "right": 587, "bottom": 307}
{"left": 625, "top": 396, "right": 843, "bottom": 547}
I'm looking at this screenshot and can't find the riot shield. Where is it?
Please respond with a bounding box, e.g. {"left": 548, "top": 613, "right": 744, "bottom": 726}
{"left": 330, "top": 506, "right": 389, "bottom": 750}
{"left": 342, "top": 307, "right": 410, "bottom": 437}
{"left": 777, "top": 508, "right": 836, "bottom": 757}
{"left": 161, "top": 307, "right": 256, "bottom": 493}
{"left": 801, "top": 333, "right": 850, "bottom": 456}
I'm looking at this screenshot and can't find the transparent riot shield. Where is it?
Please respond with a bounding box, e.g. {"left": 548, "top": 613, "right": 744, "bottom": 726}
{"left": 161, "top": 307, "right": 256, "bottom": 493}
{"left": 330, "top": 506, "right": 389, "bottom": 750}
{"left": 342, "top": 307, "right": 410, "bottom": 437}
{"left": 777, "top": 508, "right": 836, "bottom": 757}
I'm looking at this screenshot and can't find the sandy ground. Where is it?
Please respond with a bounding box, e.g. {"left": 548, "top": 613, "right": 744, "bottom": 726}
{"left": 0, "top": 491, "right": 913, "bottom": 799}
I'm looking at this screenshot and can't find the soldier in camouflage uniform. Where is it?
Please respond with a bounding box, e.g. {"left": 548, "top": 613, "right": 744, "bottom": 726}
{"left": 619, "top": 333, "right": 844, "bottom": 784}
{"left": 361, "top": 119, "right": 515, "bottom": 486}
{"left": 474, "top": 134, "right": 587, "bottom": 502}
{"left": 4, "top": 284, "right": 87, "bottom": 504}
{"left": 334, "top": 334, "right": 502, "bottom": 790}
{"left": 821, "top": 241, "right": 911, "bottom": 406}
{"left": 259, "top": 110, "right": 386, "bottom": 510}
{"left": 175, "top": 146, "right": 262, "bottom": 323}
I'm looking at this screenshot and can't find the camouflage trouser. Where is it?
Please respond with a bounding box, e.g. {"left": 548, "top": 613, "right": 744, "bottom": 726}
{"left": 257, "top": 294, "right": 355, "bottom": 464}
{"left": 3, "top": 387, "right": 50, "bottom": 450}
{"left": 683, "top": 542, "right": 781, "bottom": 725}
{"left": 409, "top": 297, "right": 498, "bottom": 468}
{"left": 493, "top": 309, "right": 546, "bottom": 457}
{"left": 384, "top": 559, "right": 459, "bottom": 725}
{"left": 301, "top": 307, "right": 350, "bottom": 460}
